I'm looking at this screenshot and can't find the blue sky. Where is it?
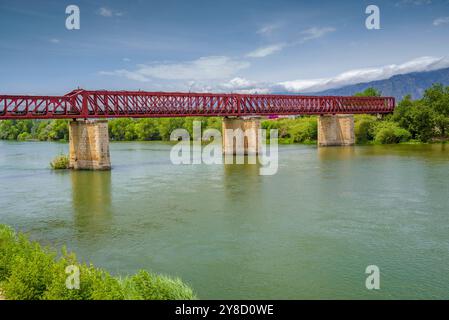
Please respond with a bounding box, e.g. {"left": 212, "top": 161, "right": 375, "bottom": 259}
{"left": 0, "top": 0, "right": 449, "bottom": 95}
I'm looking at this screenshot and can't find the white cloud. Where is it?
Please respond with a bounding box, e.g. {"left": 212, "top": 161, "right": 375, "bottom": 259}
{"left": 256, "top": 24, "right": 280, "bottom": 35}
{"left": 275, "top": 56, "right": 449, "bottom": 93}
{"left": 49, "top": 38, "right": 60, "bottom": 44}
{"left": 98, "top": 7, "right": 123, "bottom": 17}
{"left": 246, "top": 43, "right": 285, "bottom": 58}
{"left": 98, "top": 7, "right": 112, "bottom": 17}
{"left": 101, "top": 56, "right": 449, "bottom": 94}
{"left": 246, "top": 26, "right": 335, "bottom": 59}
{"left": 396, "top": 0, "right": 432, "bottom": 7}
{"left": 123, "top": 58, "right": 131, "bottom": 62}
{"left": 220, "top": 77, "right": 269, "bottom": 92}
{"left": 99, "top": 69, "right": 150, "bottom": 82}
{"left": 433, "top": 16, "right": 449, "bottom": 26}
{"left": 234, "top": 88, "right": 271, "bottom": 94}
{"left": 222, "top": 77, "right": 254, "bottom": 89}
{"left": 209, "top": 56, "right": 449, "bottom": 94}
{"left": 100, "top": 56, "right": 250, "bottom": 82}
{"left": 300, "top": 27, "right": 336, "bottom": 43}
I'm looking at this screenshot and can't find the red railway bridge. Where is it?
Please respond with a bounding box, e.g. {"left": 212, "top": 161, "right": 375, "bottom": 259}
{"left": 0, "top": 89, "right": 395, "bottom": 170}
{"left": 0, "top": 89, "right": 394, "bottom": 119}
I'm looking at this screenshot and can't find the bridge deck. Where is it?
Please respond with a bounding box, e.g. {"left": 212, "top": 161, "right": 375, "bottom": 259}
{"left": 0, "top": 89, "right": 395, "bottom": 119}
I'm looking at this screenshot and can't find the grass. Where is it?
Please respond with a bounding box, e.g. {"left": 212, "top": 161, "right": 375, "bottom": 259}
{"left": 0, "top": 224, "right": 196, "bottom": 300}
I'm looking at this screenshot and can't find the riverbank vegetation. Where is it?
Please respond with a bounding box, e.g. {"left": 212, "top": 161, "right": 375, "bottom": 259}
{"left": 50, "top": 154, "right": 70, "bottom": 170}
{"left": 353, "top": 84, "right": 449, "bottom": 144}
{"left": 0, "top": 84, "right": 448, "bottom": 145}
{"left": 0, "top": 224, "right": 196, "bottom": 300}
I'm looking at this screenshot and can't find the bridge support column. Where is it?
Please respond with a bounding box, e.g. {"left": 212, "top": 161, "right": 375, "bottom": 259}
{"left": 222, "top": 117, "right": 261, "bottom": 155}
{"left": 317, "top": 114, "right": 355, "bottom": 147}
{"left": 69, "top": 119, "right": 111, "bottom": 170}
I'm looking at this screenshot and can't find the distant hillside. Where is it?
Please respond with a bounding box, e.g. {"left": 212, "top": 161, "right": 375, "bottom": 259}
{"left": 312, "top": 67, "right": 449, "bottom": 101}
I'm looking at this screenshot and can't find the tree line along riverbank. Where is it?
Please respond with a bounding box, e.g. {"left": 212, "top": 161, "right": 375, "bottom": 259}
{"left": 0, "top": 224, "right": 196, "bottom": 300}
{"left": 1, "top": 84, "right": 448, "bottom": 145}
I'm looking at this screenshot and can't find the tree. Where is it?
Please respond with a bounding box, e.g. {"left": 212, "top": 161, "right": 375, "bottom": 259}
{"left": 354, "top": 88, "right": 381, "bottom": 97}
{"left": 392, "top": 95, "right": 414, "bottom": 129}
{"left": 109, "top": 119, "right": 136, "bottom": 141}
{"left": 354, "top": 115, "right": 376, "bottom": 143}
{"left": 135, "top": 119, "right": 161, "bottom": 141}
{"left": 422, "top": 83, "right": 449, "bottom": 116}
{"left": 158, "top": 118, "right": 187, "bottom": 141}
{"left": 393, "top": 96, "right": 436, "bottom": 142}
{"left": 373, "top": 121, "right": 411, "bottom": 144}
{"left": 47, "top": 120, "right": 69, "bottom": 141}
{"left": 433, "top": 114, "right": 449, "bottom": 137}
{"left": 408, "top": 104, "right": 436, "bottom": 142}
{"left": 422, "top": 83, "right": 449, "bottom": 137}
{"left": 0, "top": 120, "right": 19, "bottom": 140}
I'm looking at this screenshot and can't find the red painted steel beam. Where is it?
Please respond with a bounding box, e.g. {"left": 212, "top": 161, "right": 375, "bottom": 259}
{"left": 0, "top": 89, "right": 395, "bottom": 119}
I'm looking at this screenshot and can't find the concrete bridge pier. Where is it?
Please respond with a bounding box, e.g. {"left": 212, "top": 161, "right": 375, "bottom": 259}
{"left": 222, "top": 117, "right": 261, "bottom": 155}
{"left": 69, "top": 119, "right": 111, "bottom": 170}
{"left": 317, "top": 114, "right": 355, "bottom": 147}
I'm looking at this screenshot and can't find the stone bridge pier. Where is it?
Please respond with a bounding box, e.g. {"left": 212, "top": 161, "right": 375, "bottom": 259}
{"left": 69, "top": 120, "right": 111, "bottom": 170}
{"left": 317, "top": 114, "right": 355, "bottom": 147}
{"left": 67, "top": 115, "right": 354, "bottom": 170}
{"left": 222, "top": 117, "right": 261, "bottom": 155}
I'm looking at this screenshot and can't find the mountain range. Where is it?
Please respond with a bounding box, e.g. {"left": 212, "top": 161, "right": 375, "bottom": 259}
{"left": 311, "top": 67, "right": 449, "bottom": 101}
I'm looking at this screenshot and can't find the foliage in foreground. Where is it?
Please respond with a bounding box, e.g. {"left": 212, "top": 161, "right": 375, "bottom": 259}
{"left": 0, "top": 224, "right": 196, "bottom": 300}
{"left": 50, "top": 154, "right": 70, "bottom": 170}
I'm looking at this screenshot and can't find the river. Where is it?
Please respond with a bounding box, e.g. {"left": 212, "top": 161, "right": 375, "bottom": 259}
{"left": 1, "top": 141, "right": 449, "bottom": 299}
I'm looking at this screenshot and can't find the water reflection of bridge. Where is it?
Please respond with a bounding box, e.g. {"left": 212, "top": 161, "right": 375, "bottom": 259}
{"left": 71, "top": 171, "right": 112, "bottom": 235}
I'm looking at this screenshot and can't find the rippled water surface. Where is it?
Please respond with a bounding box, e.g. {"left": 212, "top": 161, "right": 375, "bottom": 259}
{"left": 1, "top": 141, "right": 449, "bottom": 299}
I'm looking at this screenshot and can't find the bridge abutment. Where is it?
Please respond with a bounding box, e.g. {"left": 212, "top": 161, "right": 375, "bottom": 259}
{"left": 317, "top": 115, "right": 355, "bottom": 147}
{"left": 222, "top": 117, "right": 261, "bottom": 155}
{"left": 69, "top": 119, "right": 111, "bottom": 170}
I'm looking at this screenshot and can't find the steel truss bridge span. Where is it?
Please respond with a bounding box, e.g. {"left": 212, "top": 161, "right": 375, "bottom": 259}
{"left": 0, "top": 89, "right": 395, "bottom": 119}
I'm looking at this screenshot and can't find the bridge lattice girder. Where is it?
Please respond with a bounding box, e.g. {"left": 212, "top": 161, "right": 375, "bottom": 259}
{"left": 0, "top": 89, "right": 395, "bottom": 119}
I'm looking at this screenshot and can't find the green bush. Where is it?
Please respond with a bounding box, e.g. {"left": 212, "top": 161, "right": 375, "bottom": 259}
{"left": 43, "top": 260, "right": 125, "bottom": 300}
{"left": 262, "top": 117, "right": 317, "bottom": 143}
{"left": 0, "top": 225, "right": 57, "bottom": 299}
{"left": 47, "top": 120, "right": 70, "bottom": 141}
{"left": 0, "top": 224, "right": 196, "bottom": 300}
{"left": 122, "top": 270, "right": 197, "bottom": 300}
{"left": 17, "top": 132, "right": 32, "bottom": 141}
{"left": 50, "top": 154, "right": 69, "bottom": 170}
{"left": 0, "top": 225, "right": 18, "bottom": 281}
{"left": 354, "top": 115, "right": 377, "bottom": 144}
{"left": 0, "top": 120, "right": 20, "bottom": 140}
{"left": 2, "top": 242, "right": 56, "bottom": 300}
{"left": 373, "top": 121, "right": 411, "bottom": 144}
{"left": 289, "top": 118, "right": 317, "bottom": 143}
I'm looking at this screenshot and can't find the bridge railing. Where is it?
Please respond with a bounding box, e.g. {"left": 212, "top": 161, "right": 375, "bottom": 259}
{"left": 0, "top": 90, "right": 395, "bottom": 119}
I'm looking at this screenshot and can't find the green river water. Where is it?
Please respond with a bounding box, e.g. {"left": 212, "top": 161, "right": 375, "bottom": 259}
{"left": 1, "top": 141, "right": 448, "bottom": 299}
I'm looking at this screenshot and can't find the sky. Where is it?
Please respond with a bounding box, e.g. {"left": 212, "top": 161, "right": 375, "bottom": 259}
{"left": 0, "top": 0, "right": 449, "bottom": 95}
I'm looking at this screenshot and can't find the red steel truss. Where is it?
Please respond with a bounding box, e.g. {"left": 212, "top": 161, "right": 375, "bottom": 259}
{"left": 0, "top": 89, "right": 395, "bottom": 119}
